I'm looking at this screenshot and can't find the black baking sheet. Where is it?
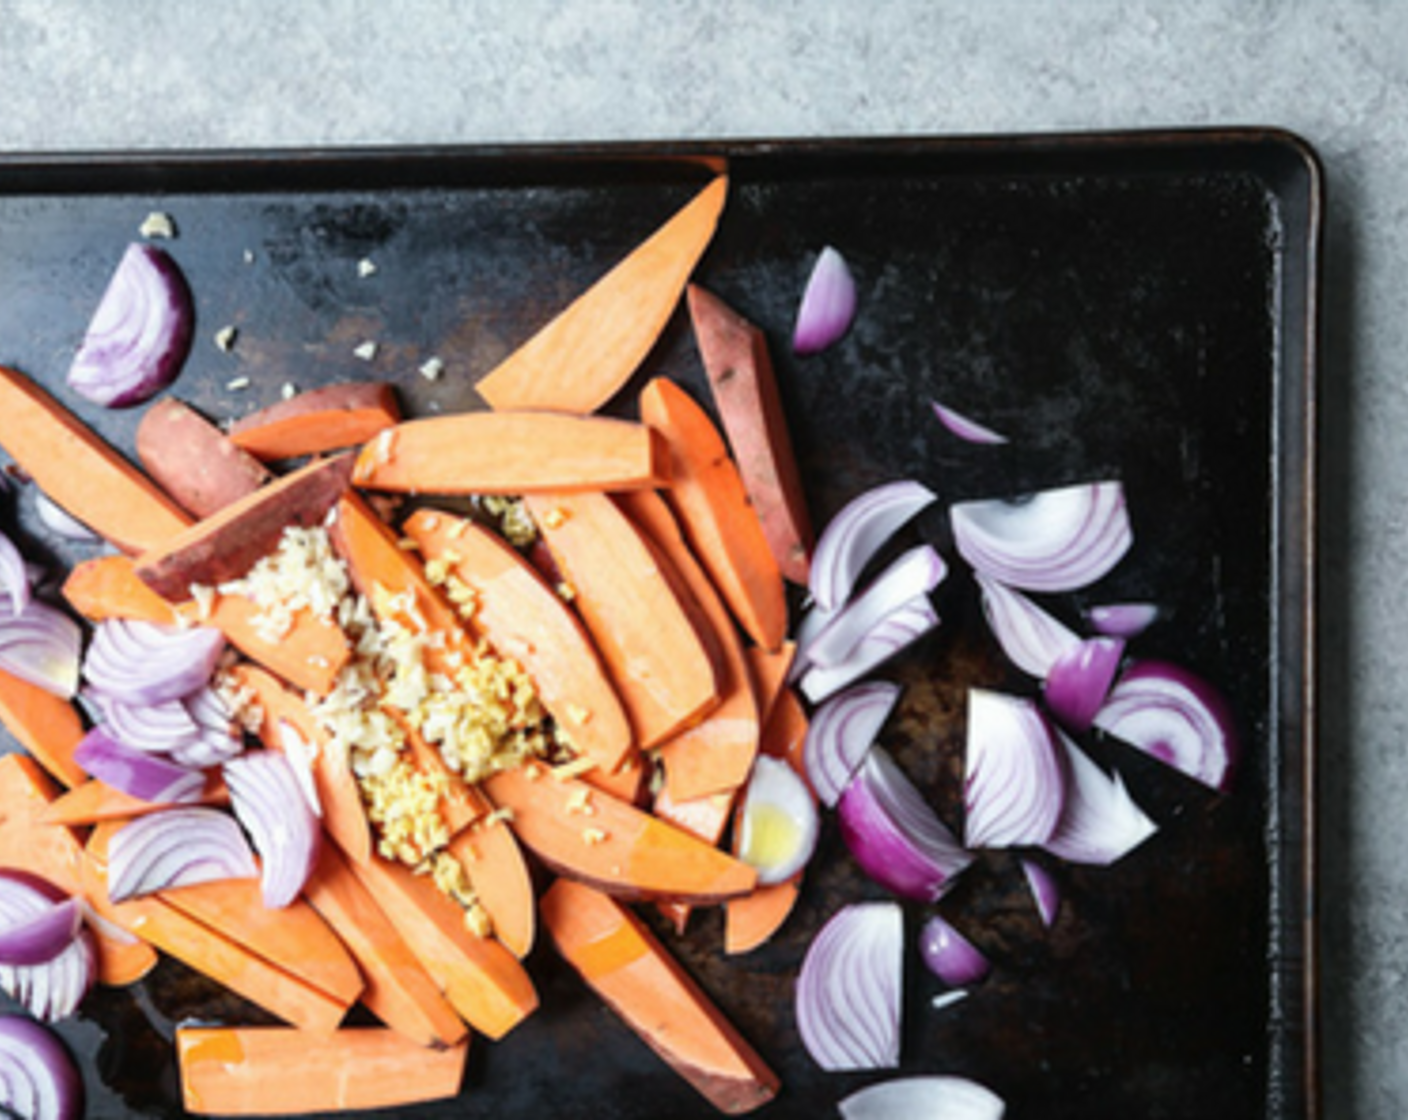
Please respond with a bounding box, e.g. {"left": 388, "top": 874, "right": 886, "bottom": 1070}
{"left": 0, "top": 131, "right": 1319, "bottom": 1120}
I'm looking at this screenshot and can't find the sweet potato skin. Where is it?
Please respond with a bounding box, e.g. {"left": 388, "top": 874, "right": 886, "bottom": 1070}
{"left": 229, "top": 382, "right": 401, "bottom": 460}
{"left": 136, "top": 397, "right": 272, "bottom": 518}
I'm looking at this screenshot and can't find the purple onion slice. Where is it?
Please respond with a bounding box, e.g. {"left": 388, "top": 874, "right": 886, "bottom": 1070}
{"left": 795, "top": 901, "right": 902, "bottom": 1071}
{"left": 809, "top": 480, "right": 938, "bottom": 612}
{"left": 839, "top": 1076, "right": 1005, "bottom": 1120}
{"left": 793, "top": 246, "right": 857, "bottom": 356}
{"left": 917, "top": 913, "right": 990, "bottom": 987}
{"left": 0, "top": 1014, "right": 85, "bottom": 1119}
{"left": 963, "top": 689, "right": 1066, "bottom": 849}
{"left": 1042, "top": 731, "right": 1158, "bottom": 865}
{"left": 803, "top": 680, "right": 902, "bottom": 808}
{"left": 106, "top": 806, "right": 258, "bottom": 902}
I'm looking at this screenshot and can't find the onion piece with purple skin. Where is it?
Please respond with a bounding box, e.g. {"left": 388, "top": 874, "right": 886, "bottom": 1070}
{"left": 798, "top": 593, "right": 939, "bottom": 705}
{"left": 82, "top": 618, "right": 225, "bottom": 707}
{"left": 0, "top": 530, "right": 30, "bottom": 617}
{"left": 974, "top": 572, "right": 1080, "bottom": 678}
{"left": 67, "top": 242, "right": 194, "bottom": 408}
{"left": 88, "top": 690, "right": 199, "bottom": 755}
{"left": 963, "top": 689, "right": 1066, "bottom": 850}
{"left": 34, "top": 492, "right": 101, "bottom": 544}
{"left": 930, "top": 399, "right": 1008, "bottom": 446}
{"left": 167, "top": 686, "right": 243, "bottom": 768}
{"left": 838, "top": 1076, "right": 1006, "bottom": 1120}
{"left": 73, "top": 726, "right": 206, "bottom": 805}
{"left": 1042, "top": 731, "right": 1157, "bottom": 865}
{"left": 808, "top": 480, "right": 938, "bottom": 613}
{"left": 792, "top": 246, "right": 857, "bottom": 355}
{"left": 224, "top": 751, "right": 321, "bottom": 909}
{"left": 795, "top": 901, "right": 903, "bottom": 1071}
{"left": 0, "top": 1016, "right": 85, "bottom": 1120}
{"left": 1085, "top": 600, "right": 1159, "bottom": 638}
{"left": 0, "top": 601, "right": 82, "bottom": 699}
{"left": 806, "top": 544, "right": 947, "bottom": 669}
{"left": 1020, "top": 858, "right": 1060, "bottom": 927}
{"left": 0, "top": 874, "right": 83, "bottom": 969}
{"left": 950, "top": 480, "right": 1132, "bottom": 593}
{"left": 804, "top": 680, "right": 902, "bottom": 809}
{"left": 918, "top": 914, "right": 990, "bottom": 987}
{"left": 838, "top": 747, "right": 973, "bottom": 902}
{"left": 106, "top": 806, "right": 258, "bottom": 902}
{"left": 1043, "top": 635, "right": 1125, "bottom": 733}
{"left": 0, "top": 877, "right": 94, "bottom": 1023}
{"left": 1092, "top": 659, "right": 1238, "bottom": 791}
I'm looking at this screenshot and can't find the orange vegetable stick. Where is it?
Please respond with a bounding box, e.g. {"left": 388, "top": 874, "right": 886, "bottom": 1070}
{"left": 0, "top": 364, "right": 191, "bottom": 553}
{"left": 639, "top": 377, "right": 788, "bottom": 651}
{"left": 481, "top": 761, "right": 756, "bottom": 904}
{"left": 0, "top": 754, "right": 157, "bottom": 986}
{"left": 688, "top": 284, "right": 815, "bottom": 584}
{"left": 134, "top": 454, "right": 355, "bottom": 601}
{"left": 224, "top": 664, "right": 371, "bottom": 866}
{"left": 523, "top": 491, "right": 719, "bottom": 749}
{"left": 87, "top": 823, "right": 351, "bottom": 1033}
{"left": 582, "top": 752, "right": 650, "bottom": 807}
{"left": 0, "top": 667, "right": 87, "bottom": 788}
{"left": 41, "top": 773, "right": 229, "bottom": 827}
{"left": 541, "top": 878, "right": 779, "bottom": 1115}
{"left": 447, "top": 814, "right": 536, "bottom": 959}
{"left": 352, "top": 411, "right": 667, "bottom": 495}
{"left": 135, "top": 397, "right": 272, "bottom": 519}
{"left": 349, "top": 852, "right": 538, "bottom": 1041}
{"left": 302, "top": 845, "right": 468, "bottom": 1050}
{"left": 63, "top": 554, "right": 349, "bottom": 696}
{"left": 475, "top": 176, "right": 728, "bottom": 414}
{"left": 229, "top": 381, "right": 402, "bottom": 461}
{"left": 650, "top": 784, "right": 737, "bottom": 935}
{"left": 745, "top": 641, "right": 797, "bottom": 731}
{"left": 620, "top": 489, "right": 760, "bottom": 802}
{"left": 403, "top": 509, "right": 634, "bottom": 775}
{"left": 177, "top": 1026, "right": 468, "bottom": 1116}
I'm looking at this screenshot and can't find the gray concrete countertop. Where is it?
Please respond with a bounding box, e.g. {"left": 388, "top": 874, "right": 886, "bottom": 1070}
{"left": 0, "top": 1, "right": 1398, "bottom": 1116}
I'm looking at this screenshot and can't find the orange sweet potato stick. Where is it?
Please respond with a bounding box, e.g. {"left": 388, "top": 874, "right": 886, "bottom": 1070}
{"left": 541, "top": 877, "right": 779, "bottom": 1115}
{"left": 176, "top": 1026, "right": 469, "bottom": 1116}
{"left": 475, "top": 176, "right": 729, "bottom": 414}
{"left": 0, "top": 667, "right": 88, "bottom": 788}
{"left": 650, "top": 783, "right": 738, "bottom": 935}
{"left": 41, "top": 773, "right": 229, "bottom": 827}
{"left": 229, "top": 381, "right": 402, "bottom": 460}
{"left": 402, "top": 509, "right": 634, "bottom": 776}
{"left": 523, "top": 491, "right": 720, "bottom": 750}
{"left": 745, "top": 641, "right": 797, "bottom": 731}
{"left": 639, "top": 377, "right": 788, "bottom": 651}
{"left": 352, "top": 412, "right": 667, "bottom": 495}
{"left": 481, "top": 761, "right": 756, "bottom": 904}
{"left": 447, "top": 813, "right": 536, "bottom": 959}
{"left": 688, "top": 283, "right": 814, "bottom": 584}
{"left": 0, "top": 364, "right": 191, "bottom": 553}
{"left": 135, "top": 397, "right": 272, "bottom": 519}
{"left": 302, "top": 845, "right": 468, "bottom": 1050}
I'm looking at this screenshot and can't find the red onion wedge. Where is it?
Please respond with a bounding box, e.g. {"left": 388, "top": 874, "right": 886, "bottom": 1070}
{"left": 167, "top": 686, "right": 243, "bottom": 768}
{"left": 974, "top": 572, "right": 1080, "bottom": 678}
{"left": 73, "top": 726, "right": 206, "bottom": 805}
{"left": 224, "top": 751, "right": 321, "bottom": 909}
{"left": 67, "top": 242, "right": 194, "bottom": 408}
{"left": 795, "top": 901, "right": 902, "bottom": 1071}
{"left": 1043, "top": 635, "right": 1125, "bottom": 733}
{"left": 798, "top": 593, "right": 939, "bottom": 705}
{"left": 0, "top": 531, "right": 30, "bottom": 617}
{"left": 1042, "top": 731, "right": 1157, "bottom": 865}
{"left": 963, "top": 690, "right": 1066, "bottom": 849}
{"left": 838, "top": 748, "right": 973, "bottom": 902}
{"left": 0, "top": 877, "right": 94, "bottom": 1022}
{"left": 1085, "top": 600, "right": 1159, "bottom": 638}
{"left": 838, "top": 1076, "right": 1005, "bottom": 1120}
{"left": 918, "top": 914, "right": 990, "bottom": 987}
{"left": 1020, "top": 858, "right": 1060, "bottom": 928}
{"left": 1092, "top": 659, "right": 1237, "bottom": 791}
{"left": 950, "top": 480, "right": 1132, "bottom": 593}
{"left": 0, "top": 601, "right": 81, "bottom": 699}
{"left": 736, "top": 755, "right": 819, "bottom": 886}
{"left": 34, "top": 492, "right": 101, "bottom": 544}
{"left": 0, "top": 874, "right": 81, "bottom": 969}
{"left": 930, "top": 399, "right": 1008, "bottom": 446}
{"left": 82, "top": 618, "right": 225, "bottom": 707}
{"left": 0, "top": 1015, "right": 84, "bottom": 1120}
{"left": 278, "top": 719, "right": 323, "bottom": 819}
{"left": 806, "top": 545, "right": 948, "bottom": 669}
{"left": 804, "top": 680, "right": 902, "bottom": 809}
{"left": 88, "top": 691, "right": 198, "bottom": 754}
{"left": 793, "top": 246, "right": 856, "bottom": 355}
{"left": 106, "top": 806, "right": 258, "bottom": 902}
{"left": 809, "top": 480, "right": 938, "bottom": 612}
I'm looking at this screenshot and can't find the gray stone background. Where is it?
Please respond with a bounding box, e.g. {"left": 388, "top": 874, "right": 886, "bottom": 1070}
{"left": 0, "top": 1, "right": 1402, "bottom": 1115}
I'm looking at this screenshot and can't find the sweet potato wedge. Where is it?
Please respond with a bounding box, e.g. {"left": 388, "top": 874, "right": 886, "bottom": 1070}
{"left": 177, "top": 1026, "right": 468, "bottom": 1116}
{"left": 745, "top": 641, "right": 797, "bottom": 731}
{"left": 688, "top": 284, "right": 814, "bottom": 584}
{"left": 352, "top": 411, "right": 667, "bottom": 495}
{"left": 403, "top": 509, "right": 634, "bottom": 775}
{"left": 448, "top": 814, "right": 536, "bottom": 959}
{"left": 134, "top": 454, "right": 355, "bottom": 601}
{"left": 523, "top": 491, "right": 719, "bottom": 750}
{"left": 651, "top": 784, "right": 738, "bottom": 935}
{"left": 41, "top": 773, "right": 229, "bottom": 827}
{"left": 229, "top": 381, "right": 401, "bottom": 461}
{"left": 475, "top": 176, "right": 728, "bottom": 414}
{"left": 481, "top": 761, "right": 756, "bottom": 903}
{"left": 136, "top": 397, "right": 272, "bottom": 518}
{"left": 541, "top": 878, "right": 779, "bottom": 1115}
{"left": 0, "top": 364, "right": 191, "bottom": 553}
{"left": 0, "top": 667, "right": 88, "bottom": 788}
{"left": 639, "top": 377, "right": 788, "bottom": 651}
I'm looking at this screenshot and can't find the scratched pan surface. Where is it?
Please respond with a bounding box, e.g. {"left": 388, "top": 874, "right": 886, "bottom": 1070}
{"left": 0, "top": 132, "right": 1318, "bottom": 1119}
